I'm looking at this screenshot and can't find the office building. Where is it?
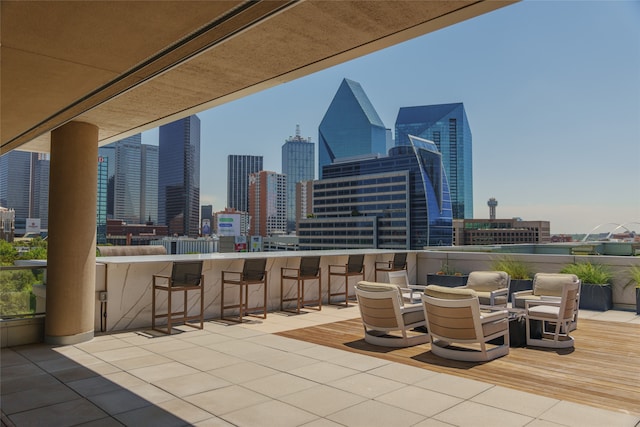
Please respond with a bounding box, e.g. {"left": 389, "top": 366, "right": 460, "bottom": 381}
{"left": 248, "top": 171, "right": 287, "bottom": 237}
{"left": 201, "top": 204, "right": 213, "bottom": 236}
{"left": 299, "top": 135, "right": 452, "bottom": 249}
{"left": 0, "top": 151, "right": 36, "bottom": 235}
{"left": 395, "top": 103, "right": 473, "bottom": 219}
{"left": 140, "top": 144, "right": 158, "bottom": 224}
{"left": 453, "top": 218, "right": 551, "bottom": 246}
{"left": 227, "top": 155, "right": 263, "bottom": 213}
{"left": 159, "top": 115, "right": 201, "bottom": 237}
{"left": 96, "top": 155, "right": 109, "bottom": 244}
{"left": 295, "top": 180, "right": 313, "bottom": 232}
{"left": 214, "top": 207, "right": 250, "bottom": 236}
{"left": 112, "top": 135, "right": 142, "bottom": 224}
{"left": 318, "top": 78, "right": 387, "bottom": 177}
{"left": 30, "top": 153, "right": 50, "bottom": 230}
{"left": 282, "top": 125, "right": 315, "bottom": 233}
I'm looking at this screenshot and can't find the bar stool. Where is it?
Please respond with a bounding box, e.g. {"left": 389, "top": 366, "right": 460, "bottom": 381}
{"left": 152, "top": 261, "right": 204, "bottom": 334}
{"left": 374, "top": 252, "right": 407, "bottom": 282}
{"left": 280, "top": 256, "right": 322, "bottom": 314}
{"left": 221, "top": 258, "right": 267, "bottom": 322}
{"left": 328, "top": 254, "right": 364, "bottom": 306}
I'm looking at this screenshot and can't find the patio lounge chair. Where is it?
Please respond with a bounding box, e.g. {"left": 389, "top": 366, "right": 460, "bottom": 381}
{"left": 354, "top": 281, "right": 428, "bottom": 347}
{"left": 512, "top": 273, "right": 580, "bottom": 331}
{"left": 525, "top": 278, "right": 580, "bottom": 348}
{"left": 422, "top": 285, "right": 510, "bottom": 362}
{"left": 457, "top": 270, "right": 510, "bottom": 306}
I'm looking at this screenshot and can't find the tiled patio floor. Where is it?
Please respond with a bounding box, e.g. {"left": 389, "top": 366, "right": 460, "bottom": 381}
{"left": 2, "top": 306, "right": 639, "bottom": 427}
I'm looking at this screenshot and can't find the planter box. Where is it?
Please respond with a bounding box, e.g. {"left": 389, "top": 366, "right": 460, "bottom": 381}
{"left": 636, "top": 288, "right": 640, "bottom": 315}
{"left": 426, "top": 274, "right": 468, "bottom": 288}
{"left": 579, "top": 283, "right": 613, "bottom": 311}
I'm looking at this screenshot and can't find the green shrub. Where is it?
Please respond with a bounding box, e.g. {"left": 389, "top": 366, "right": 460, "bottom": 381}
{"left": 560, "top": 262, "right": 612, "bottom": 285}
{"left": 490, "top": 257, "right": 532, "bottom": 280}
{"left": 625, "top": 265, "right": 640, "bottom": 289}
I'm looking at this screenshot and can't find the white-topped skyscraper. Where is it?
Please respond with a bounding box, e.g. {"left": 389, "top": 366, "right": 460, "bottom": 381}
{"left": 282, "top": 125, "right": 314, "bottom": 233}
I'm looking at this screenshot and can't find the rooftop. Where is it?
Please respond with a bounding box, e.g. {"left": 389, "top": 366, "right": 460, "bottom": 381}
{"left": 3, "top": 304, "right": 639, "bottom": 426}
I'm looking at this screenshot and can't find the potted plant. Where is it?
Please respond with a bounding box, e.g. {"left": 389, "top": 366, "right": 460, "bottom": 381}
{"left": 624, "top": 265, "right": 640, "bottom": 315}
{"left": 560, "top": 261, "right": 613, "bottom": 311}
{"left": 490, "top": 256, "right": 533, "bottom": 296}
{"left": 426, "top": 263, "right": 468, "bottom": 287}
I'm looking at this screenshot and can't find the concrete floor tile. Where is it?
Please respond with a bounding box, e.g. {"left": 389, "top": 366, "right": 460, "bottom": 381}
{"left": 207, "top": 361, "right": 279, "bottom": 383}
{"left": 7, "top": 398, "right": 107, "bottom": 427}
{"left": 252, "top": 350, "right": 319, "bottom": 372}
{"left": 375, "top": 385, "right": 462, "bottom": 417}
{"left": 327, "top": 399, "right": 425, "bottom": 427}
{"left": 279, "top": 384, "right": 366, "bottom": 417}
{"left": 288, "top": 361, "right": 360, "bottom": 383}
{"left": 538, "top": 400, "right": 640, "bottom": 427}
{"left": 223, "top": 400, "right": 318, "bottom": 427}
{"left": 368, "top": 362, "right": 439, "bottom": 385}
{"left": 156, "top": 398, "right": 214, "bottom": 425}
{"left": 188, "top": 385, "right": 270, "bottom": 415}
{"left": 87, "top": 388, "right": 151, "bottom": 415}
{"left": 242, "top": 372, "right": 317, "bottom": 398}
{"left": 414, "top": 372, "right": 493, "bottom": 399}
{"left": 2, "top": 381, "right": 82, "bottom": 414}
{"left": 127, "top": 361, "right": 200, "bottom": 383}
{"left": 328, "top": 351, "right": 391, "bottom": 372}
{"left": 472, "top": 385, "right": 559, "bottom": 417}
{"left": 107, "top": 352, "right": 173, "bottom": 371}
{"left": 114, "top": 403, "right": 191, "bottom": 427}
{"left": 153, "top": 371, "right": 231, "bottom": 397}
{"left": 433, "top": 400, "right": 533, "bottom": 427}
{"left": 328, "top": 372, "right": 405, "bottom": 398}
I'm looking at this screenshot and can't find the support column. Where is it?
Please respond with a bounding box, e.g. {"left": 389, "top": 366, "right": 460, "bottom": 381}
{"left": 46, "top": 121, "right": 98, "bottom": 345}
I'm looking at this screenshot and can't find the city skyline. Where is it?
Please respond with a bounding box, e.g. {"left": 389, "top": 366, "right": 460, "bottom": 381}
{"left": 142, "top": 1, "right": 639, "bottom": 235}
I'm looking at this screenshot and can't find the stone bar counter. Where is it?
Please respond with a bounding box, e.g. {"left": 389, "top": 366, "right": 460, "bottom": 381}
{"left": 95, "top": 250, "right": 416, "bottom": 332}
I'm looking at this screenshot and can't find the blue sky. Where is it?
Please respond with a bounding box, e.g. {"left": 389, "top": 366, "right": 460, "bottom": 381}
{"left": 144, "top": 0, "right": 640, "bottom": 235}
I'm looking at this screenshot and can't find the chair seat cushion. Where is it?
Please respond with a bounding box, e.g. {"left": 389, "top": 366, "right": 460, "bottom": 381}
{"left": 528, "top": 304, "right": 560, "bottom": 318}
{"left": 402, "top": 309, "right": 425, "bottom": 326}
{"left": 514, "top": 294, "right": 541, "bottom": 308}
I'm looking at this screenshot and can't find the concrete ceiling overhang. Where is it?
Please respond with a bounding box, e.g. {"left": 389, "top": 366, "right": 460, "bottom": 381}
{"left": 1, "top": 0, "right": 516, "bottom": 155}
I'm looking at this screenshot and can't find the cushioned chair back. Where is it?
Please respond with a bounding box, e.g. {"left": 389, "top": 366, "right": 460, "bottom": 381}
{"left": 562, "top": 282, "right": 581, "bottom": 320}
{"left": 171, "top": 261, "right": 203, "bottom": 286}
{"left": 392, "top": 252, "right": 407, "bottom": 269}
{"left": 423, "top": 285, "right": 479, "bottom": 340}
{"left": 533, "top": 273, "right": 578, "bottom": 297}
{"left": 355, "top": 282, "right": 401, "bottom": 328}
{"left": 243, "top": 258, "right": 267, "bottom": 281}
{"left": 466, "top": 271, "right": 509, "bottom": 292}
{"left": 347, "top": 254, "right": 365, "bottom": 273}
{"left": 299, "top": 256, "right": 321, "bottom": 277}
{"left": 387, "top": 270, "right": 409, "bottom": 287}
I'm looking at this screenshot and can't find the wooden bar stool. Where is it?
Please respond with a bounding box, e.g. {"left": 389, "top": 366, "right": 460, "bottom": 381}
{"left": 374, "top": 252, "right": 407, "bottom": 282}
{"left": 280, "top": 256, "right": 322, "bottom": 314}
{"left": 152, "top": 261, "right": 204, "bottom": 334}
{"left": 328, "top": 254, "right": 364, "bottom": 306}
{"left": 221, "top": 258, "right": 268, "bottom": 322}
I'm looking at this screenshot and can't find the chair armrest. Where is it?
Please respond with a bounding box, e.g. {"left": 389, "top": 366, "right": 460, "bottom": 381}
{"left": 152, "top": 274, "right": 170, "bottom": 286}
{"left": 489, "top": 287, "right": 509, "bottom": 306}
{"left": 375, "top": 261, "right": 392, "bottom": 269}
{"left": 511, "top": 289, "right": 533, "bottom": 298}
{"left": 400, "top": 303, "right": 423, "bottom": 313}
{"left": 479, "top": 309, "right": 508, "bottom": 323}
{"left": 221, "top": 270, "right": 243, "bottom": 282}
{"left": 281, "top": 267, "right": 300, "bottom": 276}
{"left": 328, "top": 264, "right": 347, "bottom": 274}
{"left": 525, "top": 299, "right": 561, "bottom": 309}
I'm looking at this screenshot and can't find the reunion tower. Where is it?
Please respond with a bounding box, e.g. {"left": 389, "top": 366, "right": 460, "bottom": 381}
{"left": 487, "top": 198, "right": 498, "bottom": 220}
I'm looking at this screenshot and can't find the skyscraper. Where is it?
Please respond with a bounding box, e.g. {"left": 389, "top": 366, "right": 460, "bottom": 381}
{"left": 159, "top": 115, "right": 201, "bottom": 237}
{"left": 30, "top": 153, "right": 50, "bottom": 230}
{"left": 299, "top": 135, "right": 452, "bottom": 249}
{"left": 99, "top": 134, "right": 158, "bottom": 224}
{"left": 97, "top": 155, "right": 108, "bottom": 244}
{"left": 281, "top": 125, "right": 314, "bottom": 233}
{"left": 318, "top": 78, "right": 387, "bottom": 177}
{"left": 227, "top": 155, "right": 263, "bottom": 213}
{"left": 395, "top": 103, "right": 473, "bottom": 219}
{"left": 248, "top": 171, "right": 287, "bottom": 237}
{"left": 0, "top": 150, "right": 34, "bottom": 235}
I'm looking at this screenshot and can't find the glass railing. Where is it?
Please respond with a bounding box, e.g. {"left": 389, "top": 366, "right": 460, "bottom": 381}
{"left": 0, "top": 265, "right": 47, "bottom": 319}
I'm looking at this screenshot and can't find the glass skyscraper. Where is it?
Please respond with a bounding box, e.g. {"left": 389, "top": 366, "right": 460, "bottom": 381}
{"left": 97, "top": 155, "right": 108, "bottom": 244}
{"left": 0, "top": 151, "right": 36, "bottom": 234}
{"left": 395, "top": 103, "right": 473, "bottom": 219}
{"left": 281, "top": 125, "right": 314, "bottom": 233}
{"left": 159, "top": 115, "right": 201, "bottom": 237}
{"left": 227, "top": 155, "right": 263, "bottom": 213}
{"left": 318, "top": 78, "right": 387, "bottom": 178}
{"left": 140, "top": 144, "right": 158, "bottom": 224}
{"left": 303, "top": 135, "right": 453, "bottom": 249}
{"left": 30, "top": 153, "right": 50, "bottom": 230}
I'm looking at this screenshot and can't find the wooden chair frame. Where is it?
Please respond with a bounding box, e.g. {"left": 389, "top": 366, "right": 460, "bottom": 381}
{"left": 328, "top": 254, "right": 365, "bottom": 306}
{"left": 280, "top": 256, "right": 322, "bottom": 314}
{"left": 374, "top": 252, "right": 407, "bottom": 282}
{"left": 221, "top": 258, "right": 268, "bottom": 322}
